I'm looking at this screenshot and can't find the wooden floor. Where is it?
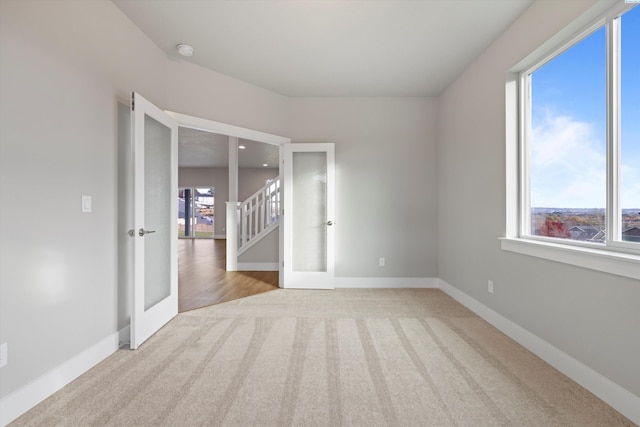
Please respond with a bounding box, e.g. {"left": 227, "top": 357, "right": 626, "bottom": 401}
{"left": 178, "top": 238, "right": 278, "bottom": 312}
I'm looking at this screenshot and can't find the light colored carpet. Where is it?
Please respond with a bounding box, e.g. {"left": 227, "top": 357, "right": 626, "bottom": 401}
{"left": 11, "top": 289, "right": 634, "bottom": 426}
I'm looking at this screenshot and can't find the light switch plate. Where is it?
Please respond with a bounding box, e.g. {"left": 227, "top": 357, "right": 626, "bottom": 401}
{"left": 0, "top": 342, "right": 7, "bottom": 368}
{"left": 82, "top": 195, "right": 92, "bottom": 213}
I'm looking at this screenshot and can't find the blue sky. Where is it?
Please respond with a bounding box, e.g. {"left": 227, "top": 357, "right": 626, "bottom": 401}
{"left": 530, "top": 5, "right": 639, "bottom": 209}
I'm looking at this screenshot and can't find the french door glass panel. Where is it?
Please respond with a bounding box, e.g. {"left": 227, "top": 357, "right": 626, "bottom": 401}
{"left": 283, "top": 143, "right": 334, "bottom": 289}
{"left": 131, "top": 92, "right": 178, "bottom": 350}
{"left": 292, "top": 152, "right": 327, "bottom": 272}
{"left": 144, "top": 114, "right": 172, "bottom": 309}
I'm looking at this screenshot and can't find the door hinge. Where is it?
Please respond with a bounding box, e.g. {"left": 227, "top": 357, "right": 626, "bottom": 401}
{"left": 131, "top": 92, "right": 135, "bottom": 111}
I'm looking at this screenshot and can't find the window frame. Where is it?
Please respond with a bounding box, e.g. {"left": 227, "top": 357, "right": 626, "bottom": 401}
{"left": 502, "top": 2, "right": 640, "bottom": 280}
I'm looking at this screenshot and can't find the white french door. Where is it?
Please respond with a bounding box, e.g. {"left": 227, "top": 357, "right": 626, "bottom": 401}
{"left": 130, "top": 92, "right": 178, "bottom": 349}
{"left": 283, "top": 143, "right": 335, "bottom": 289}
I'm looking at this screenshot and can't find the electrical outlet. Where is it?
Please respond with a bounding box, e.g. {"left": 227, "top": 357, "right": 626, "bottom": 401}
{"left": 0, "top": 342, "right": 7, "bottom": 368}
{"left": 379, "top": 257, "right": 385, "bottom": 267}
{"left": 488, "top": 280, "right": 494, "bottom": 294}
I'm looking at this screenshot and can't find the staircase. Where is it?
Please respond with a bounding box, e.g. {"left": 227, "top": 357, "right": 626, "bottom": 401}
{"left": 236, "top": 176, "right": 280, "bottom": 255}
{"left": 226, "top": 177, "right": 281, "bottom": 270}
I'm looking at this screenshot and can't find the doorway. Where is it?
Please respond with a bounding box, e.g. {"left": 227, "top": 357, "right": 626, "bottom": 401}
{"left": 175, "top": 118, "right": 285, "bottom": 311}
{"left": 178, "top": 187, "right": 215, "bottom": 238}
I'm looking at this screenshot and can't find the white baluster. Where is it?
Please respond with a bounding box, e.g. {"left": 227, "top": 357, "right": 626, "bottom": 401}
{"left": 241, "top": 204, "right": 248, "bottom": 245}
{"left": 234, "top": 176, "right": 281, "bottom": 254}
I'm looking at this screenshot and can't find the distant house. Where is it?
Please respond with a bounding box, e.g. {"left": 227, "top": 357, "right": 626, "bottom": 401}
{"left": 568, "top": 226, "right": 603, "bottom": 242}
{"left": 588, "top": 230, "right": 606, "bottom": 243}
{"left": 623, "top": 227, "right": 640, "bottom": 243}
{"left": 568, "top": 226, "right": 640, "bottom": 243}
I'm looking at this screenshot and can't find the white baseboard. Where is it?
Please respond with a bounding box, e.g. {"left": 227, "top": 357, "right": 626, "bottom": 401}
{"left": 237, "top": 262, "right": 278, "bottom": 271}
{"left": 0, "top": 329, "right": 125, "bottom": 427}
{"left": 438, "top": 279, "right": 640, "bottom": 425}
{"left": 335, "top": 277, "right": 439, "bottom": 288}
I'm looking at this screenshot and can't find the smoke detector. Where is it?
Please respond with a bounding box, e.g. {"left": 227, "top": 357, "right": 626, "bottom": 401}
{"left": 176, "top": 44, "right": 194, "bottom": 57}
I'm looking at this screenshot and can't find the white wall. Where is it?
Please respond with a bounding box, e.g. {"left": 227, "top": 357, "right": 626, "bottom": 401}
{"left": 438, "top": 0, "right": 640, "bottom": 400}
{"left": 165, "top": 60, "right": 289, "bottom": 138}
{"left": 0, "top": 0, "right": 291, "bottom": 407}
{"left": 289, "top": 98, "right": 438, "bottom": 280}
{"left": 238, "top": 229, "right": 279, "bottom": 265}
{"left": 238, "top": 167, "right": 279, "bottom": 201}
{"left": 0, "top": 0, "right": 165, "bottom": 401}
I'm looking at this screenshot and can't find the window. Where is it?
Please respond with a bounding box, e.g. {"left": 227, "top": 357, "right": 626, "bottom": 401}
{"left": 502, "top": 3, "right": 639, "bottom": 280}
{"left": 520, "top": 4, "right": 639, "bottom": 252}
{"left": 178, "top": 187, "right": 215, "bottom": 238}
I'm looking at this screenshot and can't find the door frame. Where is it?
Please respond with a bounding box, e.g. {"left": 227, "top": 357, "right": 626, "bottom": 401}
{"left": 165, "top": 112, "right": 291, "bottom": 284}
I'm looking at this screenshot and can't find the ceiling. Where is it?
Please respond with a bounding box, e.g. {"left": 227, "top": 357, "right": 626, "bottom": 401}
{"left": 117, "top": 0, "right": 534, "bottom": 168}
{"left": 112, "top": 0, "right": 533, "bottom": 97}
{"left": 178, "top": 127, "right": 280, "bottom": 169}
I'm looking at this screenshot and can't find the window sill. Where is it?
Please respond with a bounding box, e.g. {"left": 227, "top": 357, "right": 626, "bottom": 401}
{"left": 500, "top": 237, "right": 639, "bottom": 280}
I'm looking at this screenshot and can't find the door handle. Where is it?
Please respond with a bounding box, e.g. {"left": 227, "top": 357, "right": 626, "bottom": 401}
{"left": 138, "top": 228, "right": 156, "bottom": 237}
{"left": 326, "top": 221, "right": 334, "bottom": 226}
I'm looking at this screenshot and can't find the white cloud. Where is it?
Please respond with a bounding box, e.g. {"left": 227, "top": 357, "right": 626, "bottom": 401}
{"left": 530, "top": 111, "right": 606, "bottom": 208}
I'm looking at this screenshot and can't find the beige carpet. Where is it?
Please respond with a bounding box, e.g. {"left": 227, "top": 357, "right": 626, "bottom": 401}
{"left": 12, "top": 289, "right": 634, "bottom": 426}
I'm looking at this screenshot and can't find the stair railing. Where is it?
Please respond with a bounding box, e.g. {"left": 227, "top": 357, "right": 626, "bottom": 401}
{"left": 238, "top": 176, "right": 281, "bottom": 251}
